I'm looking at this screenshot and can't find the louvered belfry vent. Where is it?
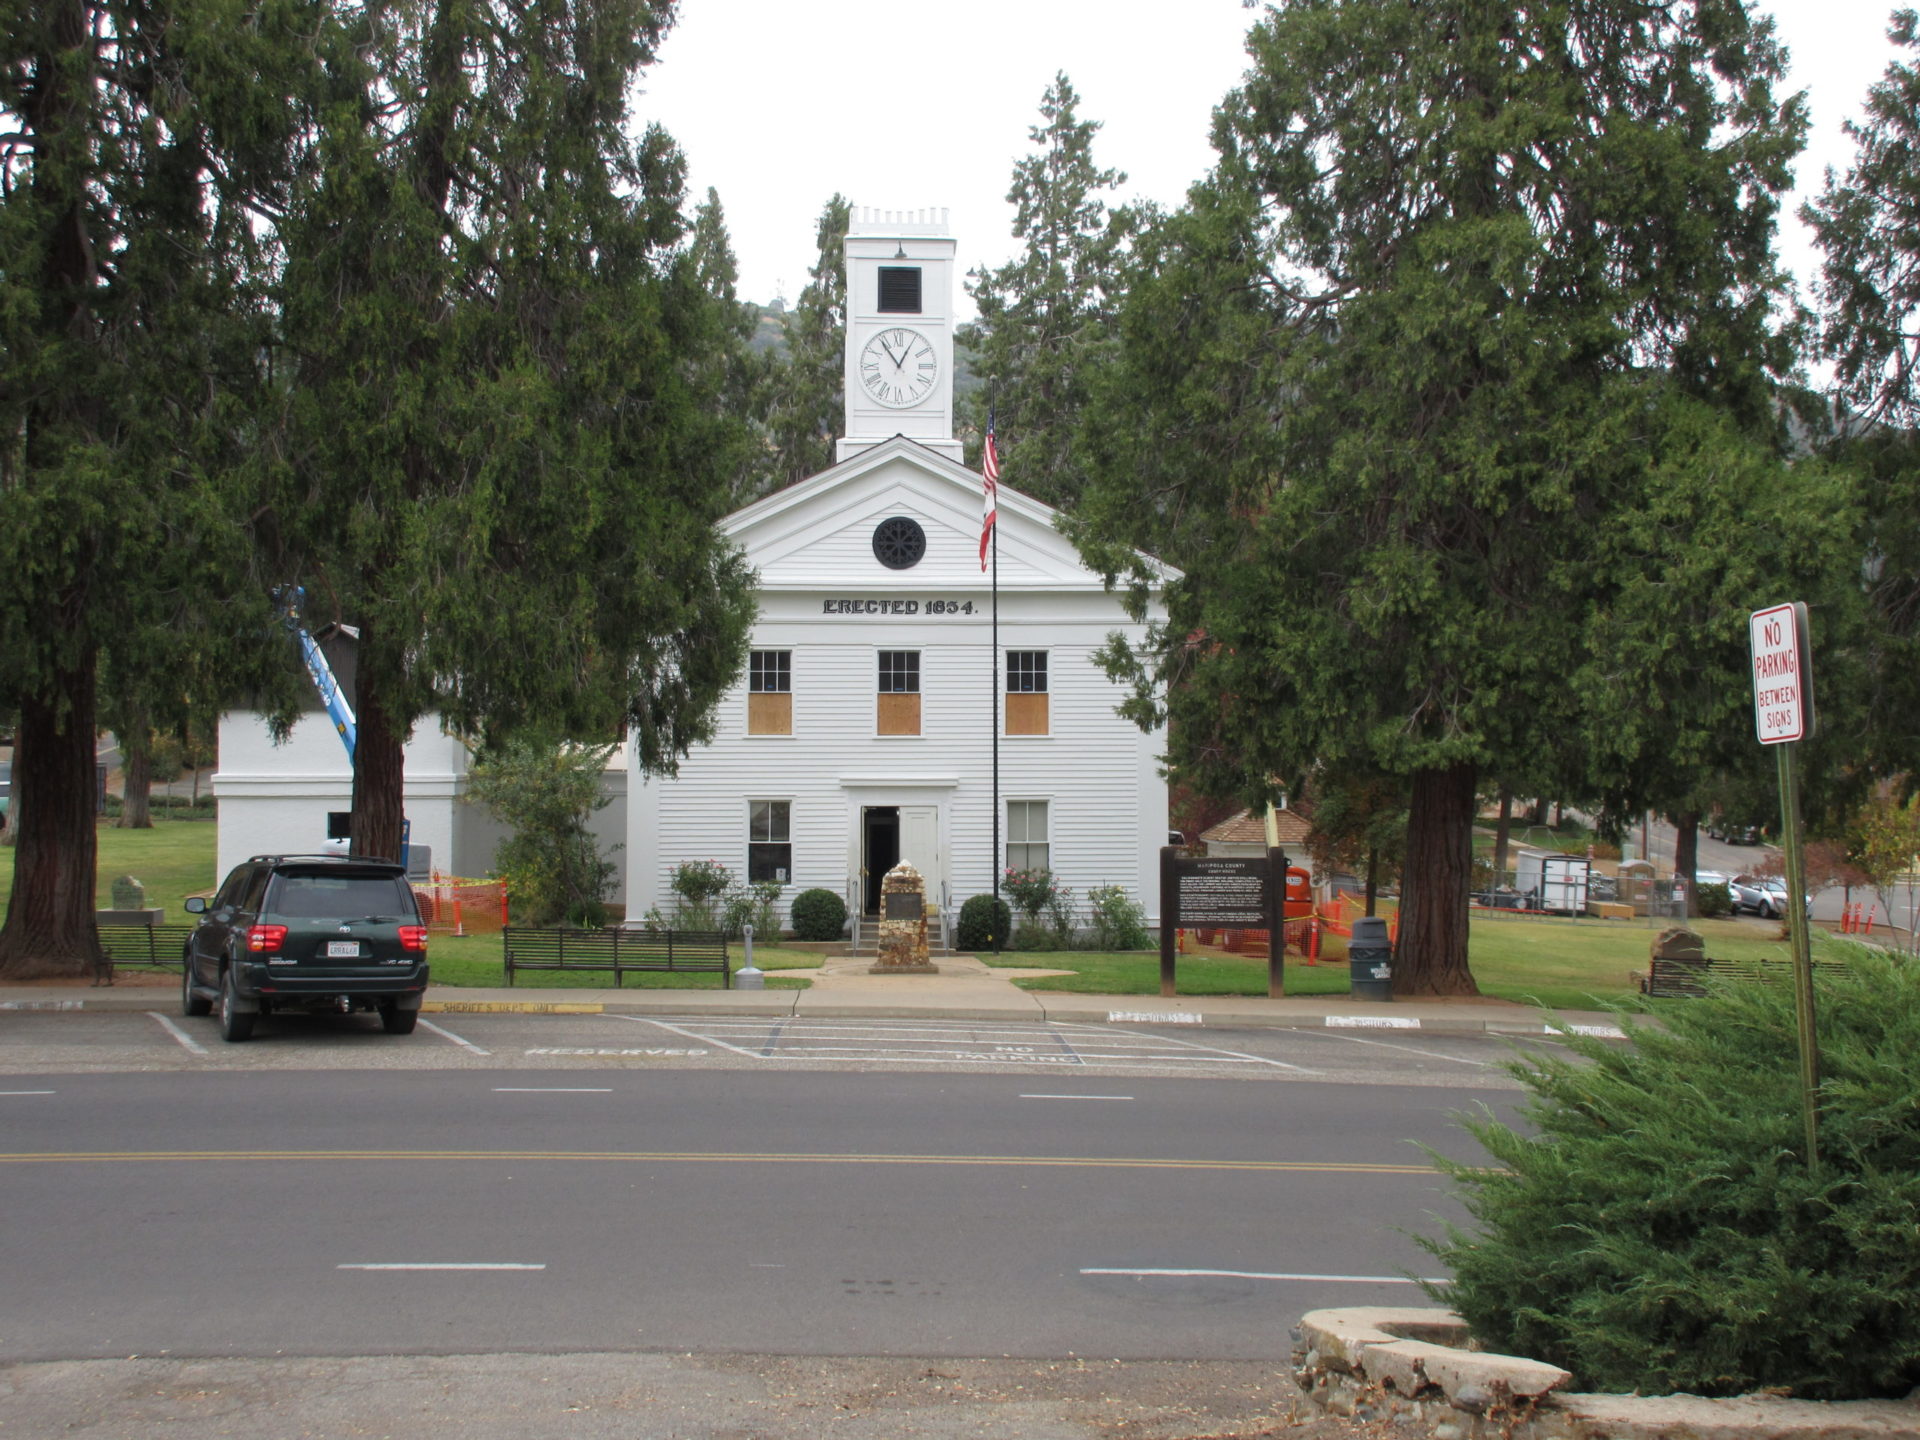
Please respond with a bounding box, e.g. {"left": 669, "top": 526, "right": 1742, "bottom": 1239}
{"left": 878, "top": 266, "right": 922, "bottom": 313}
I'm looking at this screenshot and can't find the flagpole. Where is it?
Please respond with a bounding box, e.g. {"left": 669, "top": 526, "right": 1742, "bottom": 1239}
{"left": 989, "top": 401, "right": 1002, "bottom": 956}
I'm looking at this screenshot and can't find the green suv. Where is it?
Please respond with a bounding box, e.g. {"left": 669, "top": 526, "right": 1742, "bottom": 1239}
{"left": 183, "top": 854, "right": 429, "bottom": 1042}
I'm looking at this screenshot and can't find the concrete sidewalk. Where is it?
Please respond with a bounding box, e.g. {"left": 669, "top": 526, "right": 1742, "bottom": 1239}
{"left": 0, "top": 949, "right": 1628, "bottom": 1037}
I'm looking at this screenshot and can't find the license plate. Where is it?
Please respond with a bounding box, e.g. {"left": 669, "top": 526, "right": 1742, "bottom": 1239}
{"left": 326, "top": 940, "right": 361, "bottom": 958}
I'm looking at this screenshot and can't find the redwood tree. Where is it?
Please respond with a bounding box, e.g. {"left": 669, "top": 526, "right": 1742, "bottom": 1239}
{"left": 0, "top": 1, "right": 302, "bottom": 977}
{"left": 1072, "top": 0, "right": 1805, "bottom": 993}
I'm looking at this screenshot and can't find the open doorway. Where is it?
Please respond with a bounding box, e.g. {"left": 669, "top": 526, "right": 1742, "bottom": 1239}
{"left": 861, "top": 806, "right": 900, "bottom": 916}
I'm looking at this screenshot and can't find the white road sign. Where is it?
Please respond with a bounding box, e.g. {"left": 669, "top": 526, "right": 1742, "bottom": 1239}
{"left": 1750, "top": 602, "right": 1809, "bottom": 745}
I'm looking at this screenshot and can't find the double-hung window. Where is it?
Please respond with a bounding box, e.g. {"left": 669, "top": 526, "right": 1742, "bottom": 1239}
{"left": 748, "top": 800, "right": 792, "bottom": 884}
{"left": 748, "top": 650, "right": 792, "bottom": 736}
{"left": 1004, "top": 650, "right": 1048, "bottom": 735}
{"left": 1006, "top": 800, "right": 1050, "bottom": 873}
{"left": 877, "top": 650, "right": 921, "bottom": 736}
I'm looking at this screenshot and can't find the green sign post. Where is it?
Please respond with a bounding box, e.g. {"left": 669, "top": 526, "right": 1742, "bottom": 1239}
{"left": 1750, "top": 600, "right": 1819, "bottom": 1167}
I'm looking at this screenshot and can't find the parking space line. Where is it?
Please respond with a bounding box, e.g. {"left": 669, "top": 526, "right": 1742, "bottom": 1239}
{"left": 146, "top": 1012, "right": 208, "bottom": 1056}
{"left": 1304, "top": 1030, "right": 1492, "bottom": 1068}
{"left": 1116, "top": 1028, "right": 1321, "bottom": 1075}
{"left": 0, "top": 1090, "right": 56, "bottom": 1096}
{"left": 417, "top": 1018, "right": 490, "bottom": 1056}
{"left": 493, "top": 1087, "right": 613, "bottom": 1093}
{"left": 613, "top": 1014, "right": 767, "bottom": 1059}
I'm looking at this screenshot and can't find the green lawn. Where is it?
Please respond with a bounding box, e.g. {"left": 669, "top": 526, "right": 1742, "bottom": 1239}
{"left": 4, "top": 819, "right": 1827, "bottom": 1008}
{"left": 984, "top": 914, "right": 1821, "bottom": 1010}
{"left": 0, "top": 814, "right": 221, "bottom": 919}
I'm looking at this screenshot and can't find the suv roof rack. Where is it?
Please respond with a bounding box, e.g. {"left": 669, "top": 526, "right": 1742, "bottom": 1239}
{"left": 247, "top": 853, "right": 401, "bottom": 866}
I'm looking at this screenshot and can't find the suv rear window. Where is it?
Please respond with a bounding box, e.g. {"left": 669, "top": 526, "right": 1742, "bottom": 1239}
{"left": 270, "top": 872, "right": 418, "bottom": 920}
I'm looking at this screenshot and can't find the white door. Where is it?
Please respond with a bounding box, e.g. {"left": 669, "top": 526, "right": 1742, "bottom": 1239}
{"left": 900, "top": 805, "right": 941, "bottom": 895}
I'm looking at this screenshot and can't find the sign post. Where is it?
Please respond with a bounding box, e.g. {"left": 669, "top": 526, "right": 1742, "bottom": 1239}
{"left": 1750, "top": 601, "right": 1819, "bottom": 1167}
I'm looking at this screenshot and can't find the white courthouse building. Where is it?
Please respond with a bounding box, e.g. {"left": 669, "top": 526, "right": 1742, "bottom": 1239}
{"left": 216, "top": 208, "right": 1172, "bottom": 931}
{"left": 627, "top": 208, "right": 1171, "bottom": 931}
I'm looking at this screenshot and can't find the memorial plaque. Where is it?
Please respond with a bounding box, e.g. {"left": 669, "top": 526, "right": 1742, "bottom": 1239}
{"left": 885, "top": 890, "right": 923, "bottom": 921}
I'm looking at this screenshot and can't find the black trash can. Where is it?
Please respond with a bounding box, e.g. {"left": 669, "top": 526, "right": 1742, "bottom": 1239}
{"left": 1348, "top": 916, "right": 1394, "bottom": 1002}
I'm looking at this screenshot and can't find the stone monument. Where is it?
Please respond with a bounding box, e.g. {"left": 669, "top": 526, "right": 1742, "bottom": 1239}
{"left": 870, "top": 860, "right": 939, "bottom": 974}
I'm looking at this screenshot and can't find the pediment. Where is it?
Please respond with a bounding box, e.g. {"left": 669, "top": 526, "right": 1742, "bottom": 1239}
{"left": 724, "top": 436, "right": 1174, "bottom": 591}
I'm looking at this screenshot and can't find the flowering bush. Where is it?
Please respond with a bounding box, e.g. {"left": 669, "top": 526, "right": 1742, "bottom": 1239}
{"left": 1002, "top": 867, "right": 1059, "bottom": 921}
{"left": 672, "top": 859, "right": 732, "bottom": 903}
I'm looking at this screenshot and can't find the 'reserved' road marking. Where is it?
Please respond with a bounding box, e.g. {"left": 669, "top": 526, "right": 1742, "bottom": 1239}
{"left": 146, "top": 1012, "right": 208, "bottom": 1056}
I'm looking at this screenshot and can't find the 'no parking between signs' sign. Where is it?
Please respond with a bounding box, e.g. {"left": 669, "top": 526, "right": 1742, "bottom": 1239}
{"left": 1750, "top": 602, "right": 1812, "bottom": 745}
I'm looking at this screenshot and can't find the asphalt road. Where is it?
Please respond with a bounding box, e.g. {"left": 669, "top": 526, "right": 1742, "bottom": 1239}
{"left": 0, "top": 1012, "right": 1532, "bottom": 1369}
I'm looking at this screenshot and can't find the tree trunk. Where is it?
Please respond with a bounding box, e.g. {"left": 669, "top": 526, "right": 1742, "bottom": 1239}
{"left": 1492, "top": 787, "right": 1513, "bottom": 884}
{"left": 1526, "top": 796, "right": 1549, "bottom": 826}
{"left": 1364, "top": 847, "right": 1379, "bottom": 918}
{"left": 1394, "top": 761, "right": 1480, "bottom": 997}
{"left": 1674, "top": 810, "right": 1700, "bottom": 919}
{"left": 117, "top": 724, "right": 153, "bottom": 828}
{"left": 349, "top": 634, "right": 408, "bottom": 863}
{"left": 0, "top": 659, "right": 104, "bottom": 979}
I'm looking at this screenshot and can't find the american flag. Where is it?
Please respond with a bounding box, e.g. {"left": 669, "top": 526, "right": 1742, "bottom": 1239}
{"left": 979, "top": 414, "right": 999, "bottom": 571}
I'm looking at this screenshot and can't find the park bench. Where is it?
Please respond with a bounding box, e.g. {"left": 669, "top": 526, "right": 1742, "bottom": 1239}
{"left": 502, "top": 926, "right": 731, "bottom": 988}
{"left": 96, "top": 923, "right": 193, "bottom": 971}
{"left": 1639, "top": 954, "right": 1809, "bottom": 998}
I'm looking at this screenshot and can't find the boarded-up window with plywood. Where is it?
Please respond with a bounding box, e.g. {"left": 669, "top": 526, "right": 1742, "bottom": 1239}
{"left": 748, "top": 650, "right": 792, "bottom": 735}
{"left": 1005, "top": 650, "right": 1048, "bottom": 735}
{"left": 877, "top": 650, "right": 921, "bottom": 735}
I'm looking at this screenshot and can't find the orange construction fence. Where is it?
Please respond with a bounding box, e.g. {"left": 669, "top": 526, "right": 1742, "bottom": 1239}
{"left": 414, "top": 873, "right": 510, "bottom": 935}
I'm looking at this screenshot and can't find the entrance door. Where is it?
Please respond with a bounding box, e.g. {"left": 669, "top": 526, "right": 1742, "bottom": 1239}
{"left": 861, "top": 807, "right": 899, "bottom": 915}
{"left": 900, "top": 806, "right": 939, "bottom": 890}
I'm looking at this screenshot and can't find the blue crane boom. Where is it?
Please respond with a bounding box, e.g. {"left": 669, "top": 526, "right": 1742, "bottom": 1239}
{"left": 274, "top": 586, "right": 357, "bottom": 760}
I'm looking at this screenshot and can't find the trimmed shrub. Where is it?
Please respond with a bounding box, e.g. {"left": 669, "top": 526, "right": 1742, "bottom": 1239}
{"left": 1695, "top": 879, "right": 1733, "bottom": 918}
{"left": 788, "top": 887, "right": 847, "bottom": 941}
{"left": 1420, "top": 942, "right": 1920, "bottom": 1401}
{"left": 957, "top": 893, "right": 1012, "bottom": 951}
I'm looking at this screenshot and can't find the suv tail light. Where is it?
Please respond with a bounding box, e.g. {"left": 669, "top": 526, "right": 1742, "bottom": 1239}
{"left": 247, "top": 924, "right": 288, "bottom": 954}
{"left": 399, "top": 925, "right": 428, "bottom": 953}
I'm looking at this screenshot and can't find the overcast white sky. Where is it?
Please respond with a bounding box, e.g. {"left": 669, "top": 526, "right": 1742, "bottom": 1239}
{"left": 642, "top": 2, "right": 1900, "bottom": 317}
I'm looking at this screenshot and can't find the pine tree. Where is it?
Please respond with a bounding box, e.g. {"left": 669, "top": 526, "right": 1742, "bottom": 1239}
{"left": 1071, "top": 0, "right": 1806, "bottom": 994}
{"left": 1806, "top": 12, "right": 1920, "bottom": 782}
{"left": 765, "top": 195, "right": 850, "bottom": 490}
{"left": 269, "top": 0, "right": 757, "bottom": 865}
{"left": 963, "top": 74, "right": 1132, "bottom": 507}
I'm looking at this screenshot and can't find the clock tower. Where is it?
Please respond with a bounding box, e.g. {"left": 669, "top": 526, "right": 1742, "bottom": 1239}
{"left": 837, "top": 207, "right": 963, "bottom": 464}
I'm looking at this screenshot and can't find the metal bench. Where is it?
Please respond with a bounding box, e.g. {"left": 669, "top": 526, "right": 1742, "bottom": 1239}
{"left": 1639, "top": 954, "right": 1808, "bottom": 998}
{"left": 502, "top": 926, "right": 731, "bottom": 988}
{"left": 97, "top": 923, "right": 194, "bottom": 970}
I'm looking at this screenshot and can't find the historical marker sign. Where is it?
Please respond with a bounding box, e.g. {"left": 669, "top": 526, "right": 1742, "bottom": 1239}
{"left": 1172, "top": 858, "right": 1268, "bottom": 928}
{"left": 1750, "top": 602, "right": 1810, "bottom": 745}
{"left": 1159, "top": 848, "right": 1287, "bottom": 1000}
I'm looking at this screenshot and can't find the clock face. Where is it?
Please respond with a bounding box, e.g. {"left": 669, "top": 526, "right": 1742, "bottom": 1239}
{"left": 859, "top": 327, "right": 939, "bottom": 409}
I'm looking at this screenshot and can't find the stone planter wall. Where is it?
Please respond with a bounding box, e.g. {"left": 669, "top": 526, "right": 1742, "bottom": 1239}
{"left": 1292, "top": 1307, "right": 1920, "bottom": 1440}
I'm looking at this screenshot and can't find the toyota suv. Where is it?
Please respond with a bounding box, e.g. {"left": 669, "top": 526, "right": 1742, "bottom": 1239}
{"left": 182, "top": 854, "right": 429, "bottom": 1041}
